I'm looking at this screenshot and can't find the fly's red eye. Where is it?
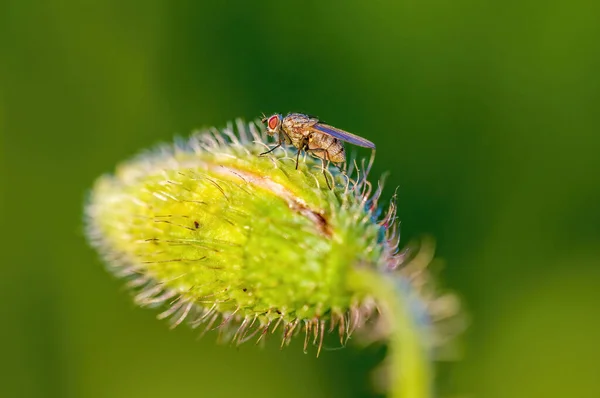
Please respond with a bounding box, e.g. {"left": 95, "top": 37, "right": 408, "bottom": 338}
{"left": 268, "top": 115, "right": 279, "bottom": 130}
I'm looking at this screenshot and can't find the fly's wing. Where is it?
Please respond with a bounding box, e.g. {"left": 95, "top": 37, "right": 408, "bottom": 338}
{"left": 311, "top": 123, "right": 376, "bottom": 149}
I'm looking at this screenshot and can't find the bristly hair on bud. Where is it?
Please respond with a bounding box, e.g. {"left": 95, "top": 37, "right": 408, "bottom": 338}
{"left": 85, "top": 118, "right": 462, "bottom": 398}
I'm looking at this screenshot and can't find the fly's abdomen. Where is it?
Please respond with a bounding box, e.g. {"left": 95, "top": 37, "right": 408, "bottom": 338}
{"left": 309, "top": 134, "right": 345, "bottom": 163}
{"left": 327, "top": 144, "right": 346, "bottom": 163}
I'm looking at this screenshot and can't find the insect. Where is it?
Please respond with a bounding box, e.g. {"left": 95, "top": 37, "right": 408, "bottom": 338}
{"left": 260, "top": 113, "right": 376, "bottom": 188}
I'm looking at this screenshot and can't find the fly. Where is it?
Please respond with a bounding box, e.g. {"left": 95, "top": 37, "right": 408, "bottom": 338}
{"left": 259, "top": 113, "right": 376, "bottom": 189}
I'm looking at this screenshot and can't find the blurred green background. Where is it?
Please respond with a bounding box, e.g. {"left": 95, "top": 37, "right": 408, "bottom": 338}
{"left": 2, "top": 1, "right": 599, "bottom": 397}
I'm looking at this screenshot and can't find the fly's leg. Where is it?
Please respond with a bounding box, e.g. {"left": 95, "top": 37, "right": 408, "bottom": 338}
{"left": 295, "top": 146, "right": 302, "bottom": 170}
{"left": 294, "top": 136, "right": 310, "bottom": 170}
{"left": 306, "top": 147, "right": 334, "bottom": 190}
{"left": 260, "top": 133, "right": 285, "bottom": 156}
{"left": 321, "top": 158, "right": 332, "bottom": 190}
{"left": 331, "top": 161, "right": 344, "bottom": 173}
{"left": 260, "top": 131, "right": 294, "bottom": 157}
{"left": 259, "top": 143, "right": 282, "bottom": 156}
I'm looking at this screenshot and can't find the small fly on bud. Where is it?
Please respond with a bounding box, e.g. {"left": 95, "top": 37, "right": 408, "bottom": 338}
{"left": 260, "top": 113, "right": 376, "bottom": 189}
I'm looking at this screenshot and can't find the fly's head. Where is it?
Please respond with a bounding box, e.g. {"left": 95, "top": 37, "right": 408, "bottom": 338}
{"left": 262, "top": 113, "right": 283, "bottom": 136}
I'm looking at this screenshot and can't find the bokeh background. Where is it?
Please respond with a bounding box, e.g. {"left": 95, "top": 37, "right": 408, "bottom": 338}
{"left": 2, "top": 1, "right": 599, "bottom": 397}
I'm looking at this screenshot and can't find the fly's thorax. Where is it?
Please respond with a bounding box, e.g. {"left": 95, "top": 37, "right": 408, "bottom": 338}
{"left": 282, "top": 113, "right": 318, "bottom": 142}
{"left": 282, "top": 128, "right": 306, "bottom": 149}
{"left": 284, "top": 113, "right": 319, "bottom": 127}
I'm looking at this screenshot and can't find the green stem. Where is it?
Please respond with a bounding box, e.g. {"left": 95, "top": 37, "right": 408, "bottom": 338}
{"left": 351, "top": 268, "right": 433, "bottom": 398}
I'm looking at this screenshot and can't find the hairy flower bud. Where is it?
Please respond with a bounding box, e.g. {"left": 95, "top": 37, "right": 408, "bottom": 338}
{"left": 85, "top": 119, "right": 460, "bottom": 397}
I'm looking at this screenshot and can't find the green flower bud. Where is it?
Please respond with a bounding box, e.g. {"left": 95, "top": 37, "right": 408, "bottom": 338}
{"left": 85, "top": 119, "right": 461, "bottom": 398}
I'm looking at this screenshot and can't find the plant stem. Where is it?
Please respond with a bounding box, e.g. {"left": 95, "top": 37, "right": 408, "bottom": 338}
{"left": 351, "top": 268, "right": 433, "bottom": 398}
